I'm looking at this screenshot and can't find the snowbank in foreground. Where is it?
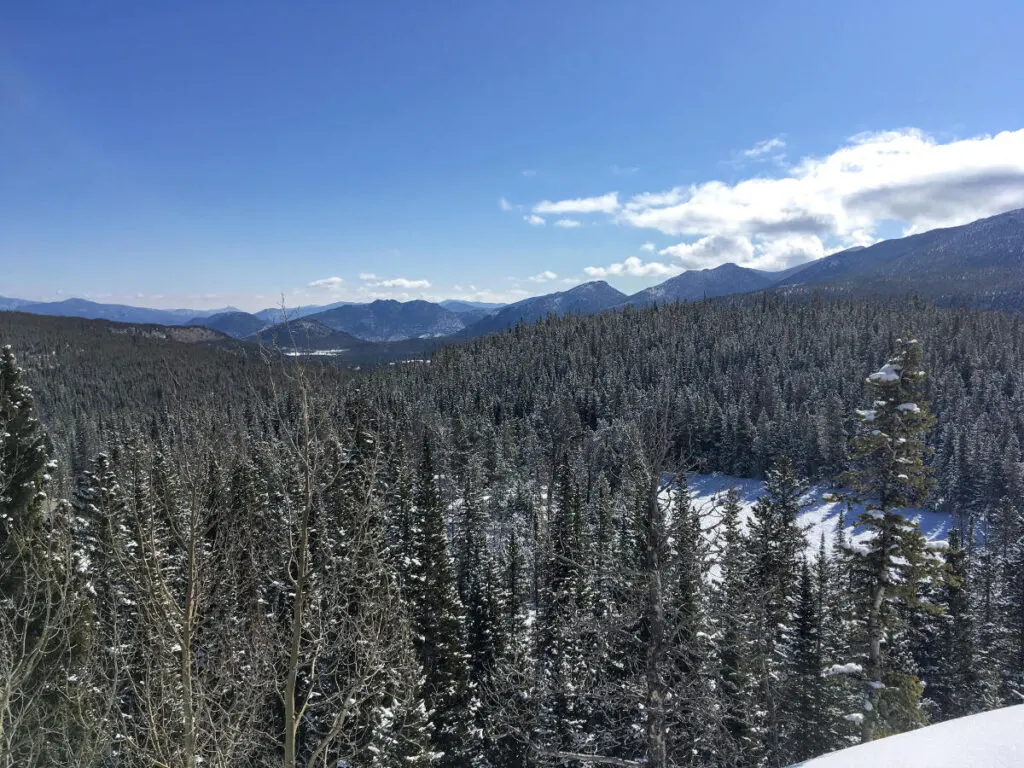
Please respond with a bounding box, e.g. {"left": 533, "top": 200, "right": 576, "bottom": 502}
{"left": 792, "top": 705, "right": 1024, "bottom": 767}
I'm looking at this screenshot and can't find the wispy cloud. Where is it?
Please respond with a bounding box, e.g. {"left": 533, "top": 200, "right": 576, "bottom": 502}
{"left": 498, "top": 197, "right": 513, "bottom": 211}
{"left": 742, "top": 136, "right": 786, "bottom": 159}
{"left": 371, "top": 277, "right": 431, "bottom": 289}
{"left": 528, "top": 270, "right": 558, "bottom": 282}
{"left": 521, "top": 169, "right": 537, "bottom": 177}
{"left": 534, "top": 192, "right": 620, "bottom": 215}
{"left": 611, "top": 164, "right": 639, "bottom": 175}
{"left": 524, "top": 214, "right": 546, "bottom": 226}
{"left": 308, "top": 276, "right": 345, "bottom": 290}
{"left": 640, "top": 242, "right": 656, "bottom": 252}
{"left": 358, "top": 272, "right": 377, "bottom": 280}
{"left": 554, "top": 218, "right": 582, "bottom": 228}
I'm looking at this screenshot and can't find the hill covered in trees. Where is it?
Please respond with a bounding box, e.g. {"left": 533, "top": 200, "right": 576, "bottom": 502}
{"left": 1, "top": 295, "right": 1022, "bottom": 767}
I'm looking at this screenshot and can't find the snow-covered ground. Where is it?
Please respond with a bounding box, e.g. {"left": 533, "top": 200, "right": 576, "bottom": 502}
{"left": 686, "top": 473, "right": 954, "bottom": 555}
{"left": 790, "top": 704, "right": 1024, "bottom": 767}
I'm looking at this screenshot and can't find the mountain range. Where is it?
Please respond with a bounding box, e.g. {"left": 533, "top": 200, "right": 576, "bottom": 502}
{"left": 4, "top": 208, "right": 1024, "bottom": 346}
{"left": 0, "top": 297, "right": 237, "bottom": 326}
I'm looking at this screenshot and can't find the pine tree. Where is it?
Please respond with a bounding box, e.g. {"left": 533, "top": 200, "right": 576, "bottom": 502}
{"left": 746, "top": 456, "right": 808, "bottom": 766}
{"left": 1000, "top": 498, "right": 1024, "bottom": 704}
{"left": 536, "top": 456, "right": 594, "bottom": 762}
{"left": 456, "top": 454, "right": 505, "bottom": 764}
{"left": 815, "top": 526, "right": 860, "bottom": 753}
{"left": 844, "top": 336, "right": 939, "bottom": 741}
{"left": 928, "top": 529, "right": 980, "bottom": 720}
{"left": 781, "top": 558, "right": 824, "bottom": 764}
{"left": 72, "top": 451, "right": 142, "bottom": 764}
{"left": 407, "top": 438, "right": 474, "bottom": 768}
{"left": 665, "top": 474, "right": 713, "bottom": 765}
{"left": 713, "top": 488, "right": 757, "bottom": 762}
{"left": 0, "top": 345, "right": 78, "bottom": 765}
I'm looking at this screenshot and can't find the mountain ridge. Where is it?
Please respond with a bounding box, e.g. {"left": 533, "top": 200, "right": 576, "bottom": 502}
{"left": 304, "top": 299, "right": 465, "bottom": 341}
{"left": 5, "top": 208, "right": 1024, "bottom": 336}
{"left": 462, "top": 280, "right": 628, "bottom": 336}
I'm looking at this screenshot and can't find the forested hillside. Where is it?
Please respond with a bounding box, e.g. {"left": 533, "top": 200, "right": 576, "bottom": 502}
{"left": 2, "top": 296, "right": 1022, "bottom": 767}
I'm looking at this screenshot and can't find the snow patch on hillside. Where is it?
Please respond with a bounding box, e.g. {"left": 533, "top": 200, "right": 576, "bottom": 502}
{"left": 685, "top": 473, "right": 952, "bottom": 555}
{"left": 791, "top": 704, "right": 1024, "bottom": 767}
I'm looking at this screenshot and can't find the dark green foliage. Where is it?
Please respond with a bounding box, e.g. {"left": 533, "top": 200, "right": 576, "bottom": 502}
{"left": 843, "top": 337, "right": 942, "bottom": 742}
{"left": 407, "top": 439, "right": 474, "bottom": 767}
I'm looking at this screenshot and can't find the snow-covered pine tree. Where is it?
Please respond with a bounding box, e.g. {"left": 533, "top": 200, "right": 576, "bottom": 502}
{"left": 0, "top": 346, "right": 84, "bottom": 766}
{"left": 927, "top": 528, "right": 981, "bottom": 720}
{"left": 712, "top": 488, "right": 758, "bottom": 764}
{"left": 665, "top": 473, "right": 715, "bottom": 765}
{"left": 843, "top": 336, "right": 940, "bottom": 742}
{"left": 71, "top": 451, "right": 142, "bottom": 764}
{"left": 814, "top": 526, "right": 860, "bottom": 754}
{"left": 777, "top": 558, "right": 825, "bottom": 764}
{"left": 408, "top": 437, "right": 474, "bottom": 768}
{"left": 535, "top": 455, "right": 596, "bottom": 763}
{"left": 455, "top": 454, "right": 505, "bottom": 764}
{"left": 1000, "top": 497, "right": 1024, "bottom": 705}
{"left": 745, "top": 456, "right": 808, "bottom": 766}
{"left": 480, "top": 522, "right": 536, "bottom": 768}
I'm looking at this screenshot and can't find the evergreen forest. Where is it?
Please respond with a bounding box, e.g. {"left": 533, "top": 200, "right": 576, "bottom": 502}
{"left": 3, "top": 295, "right": 1024, "bottom": 767}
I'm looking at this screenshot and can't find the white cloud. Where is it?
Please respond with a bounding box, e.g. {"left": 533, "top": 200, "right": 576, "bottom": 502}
{"left": 534, "top": 192, "right": 620, "bottom": 215}
{"left": 308, "top": 277, "right": 345, "bottom": 290}
{"left": 554, "top": 218, "right": 582, "bottom": 228}
{"left": 749, "top": 234, "right": 825, "bottom": 271}
{"left": 640, "top": 242, "right": 656, "bottom": 252}
{"left": 524, "top": 214, "right": 546, "bottom": 226}
{"left": 627, "top": 188, "right": 686, "bottom": 210}
{"left": 447, "top": 286, "right": 529, "bottom": 304}
{"left": 372, "top": 277, "right": 431, "bottom": 289}
{"left": 498, "top": 197, "right": 513, "bottom": 211}
{"left": 597, "top": 127, "right": 1024, "bottom": 270}
{"left": 528, "top": 270, "right": 558, "bottom": 282}
{"left": 742, "top": 136, "right": 786, "bottom": 159}
{"left": 358, "top": 272, "right": 377, "bottom": 280}
{"left": 584, "top": 256, "right": 682, "bottom": 278}
{"left": 658, "top": 235, "right": 755, "bottom": 270}
{"left": 522, "top": 169, "right": 537, "bottom": 177}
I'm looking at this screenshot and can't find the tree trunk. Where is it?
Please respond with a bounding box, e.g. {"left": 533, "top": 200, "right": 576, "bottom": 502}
{"left": 862, "top": 524, "right": 889, "bottom": 743}
{"left": 644, "top": 477, "right": 667, "bottom": 768}
{"left": 284, "top": 414, "right": 314, "bottom": 768}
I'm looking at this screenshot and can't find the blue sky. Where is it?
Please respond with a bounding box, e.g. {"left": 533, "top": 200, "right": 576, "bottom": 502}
{"left": 3, "top": 0, "right": 1024, "bottom": 311}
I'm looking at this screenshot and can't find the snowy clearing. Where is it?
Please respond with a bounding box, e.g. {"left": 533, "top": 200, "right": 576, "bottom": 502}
{"left": 282, "top": 348, "right": 350, "bottom": 356}
{"left": 791, "top": 704, "right": 1024, "bottom": 767}
{"left": 685, "top": 473, "right": 952, "bottom": 555}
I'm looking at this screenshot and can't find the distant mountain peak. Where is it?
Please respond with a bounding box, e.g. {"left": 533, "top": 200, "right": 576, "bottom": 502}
{"left": 625, "top": 263, "right": 776, "bottom": 306}
{"left": 462, "top": 280, "right": 627, "bottom": 336}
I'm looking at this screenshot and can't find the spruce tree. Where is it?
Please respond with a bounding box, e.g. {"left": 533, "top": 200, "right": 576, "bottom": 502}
{"left": 666, "top": 473, "right": 713, "bottom": 765}
{"left": 407, "top": 438, "right": 474, "bottom": 768}
{"left": 844, "top": 336, "right": 939, "bottom": 741}
{"left": 928, "top": 529, "right": 980, "bottom": 720}
{"left": 782, "top": 558, "right": 824, "bottom": 764}
{"left": 746, "top": 456, "right": 808, "bottom": 766}
{"left": 536, "top": 457, "right": 594, "bottom": 761}
{"left": 0, "top": 345, "right": 76, "bottom": 764}
{"left": 713, "top": 488, "right": 757, "bottom": 762}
